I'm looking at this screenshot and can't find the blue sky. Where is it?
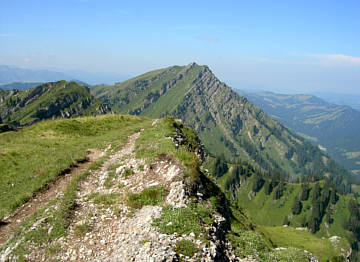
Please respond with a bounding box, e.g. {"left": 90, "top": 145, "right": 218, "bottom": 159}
{"left": 1, "top": 0, "right": 360, "bottom": 94}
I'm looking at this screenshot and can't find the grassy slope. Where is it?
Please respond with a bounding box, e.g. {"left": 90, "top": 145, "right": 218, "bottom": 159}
{"left": 260, "top": 226, "right": 350, "bottom": 261}
{"left": 0, "top": 114, "right": 152, "bottom": 219}
{"left": 140, "top": 66, "right": 203, "bottom": 118}
{"left": 91, "top": 66, "right": 184, "bottom": 114}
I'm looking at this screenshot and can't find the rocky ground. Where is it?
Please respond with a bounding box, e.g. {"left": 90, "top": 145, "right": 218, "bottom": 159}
{"left": 1, "top": 124, "right": 240, "bottom": 261}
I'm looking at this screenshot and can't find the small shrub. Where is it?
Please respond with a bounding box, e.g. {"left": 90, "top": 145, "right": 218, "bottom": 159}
{"left": 175, "top": 240, "right": 197, "bottom": 258}
{"left": 123, "top": 168, "right": 134, "bottom": 178}
{"left": 89, "top": 192, "right": 121, "bottom": 208}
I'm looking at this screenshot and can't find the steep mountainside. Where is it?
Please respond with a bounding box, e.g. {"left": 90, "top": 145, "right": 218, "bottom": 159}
{"left": 91, "top": 63, "right": 351, "bottom": 186}
{"left": 0, "top": 80, "right": 111, "bottom": 126}
{"left": 243, "top": 91, "right": 360, "bottom": 175}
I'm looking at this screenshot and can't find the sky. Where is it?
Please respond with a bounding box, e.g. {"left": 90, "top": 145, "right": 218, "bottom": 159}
{"left": 1, "top": 0, "right": 360, "bottom": 94}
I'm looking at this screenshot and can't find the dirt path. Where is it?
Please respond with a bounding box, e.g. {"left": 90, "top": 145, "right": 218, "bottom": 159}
{"left": 26, "top": 131, "right": 189, "bottom": 261}
{"left": 0, "top": 149, "right": 102, "bottom": 246}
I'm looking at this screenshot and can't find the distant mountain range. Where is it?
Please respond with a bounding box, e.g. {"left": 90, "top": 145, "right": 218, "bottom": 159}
{"left": 313, "top": 92, "right": 360, "bottom": 112}
{"left": 241, "top": 91, "right": 360, "bottom": 175}
{"left": 0, "top": 65, "right": 73, "bottom": 84}
{"left": 0, "top": 65, "right": 129, "bottom": 86}
{"left": 0, "top": 82, "right": 44, "bottom": 90}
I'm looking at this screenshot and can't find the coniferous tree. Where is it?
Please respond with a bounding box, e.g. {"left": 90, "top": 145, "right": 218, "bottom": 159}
{"left": 252, "top": 173, "right": 265, "bottom": 193}
{"left": 213, "top": 154, "right": 228, "bottom": 178}
{"left": 300, "top": 215, "right": 307, "bottom": 227}
{"left": 264, "top": 180, "right": 273, "bottom": 195}
{"left": 224, "top": 165, "right": 240, "bottom": 191}
{"left": 312, "top": 182, "right": 321, "bottom": 202}
{"left": 344, "top": 199, "right": 360, "bottom": 258}
{"left": 283, "top": 216, "right": 289, "bottom": 226}
{"left": 325, "top": 212, "right": 332, "bottom": 225}
{"left": 273, "top": 182, "right": 285, "bottom": 200}
{"left": 330, "top": 188, "right": 339, "bottom": 205}
{"left": 292, "top": 196, "right": 302, "bottom": 215}
{"left": 300, "top": 182, "right": 309, "bottom": 201}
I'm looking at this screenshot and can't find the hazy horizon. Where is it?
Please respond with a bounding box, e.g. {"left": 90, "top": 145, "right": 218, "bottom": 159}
{"left": 1, "top": 0, "right": 359, "bottom": 94}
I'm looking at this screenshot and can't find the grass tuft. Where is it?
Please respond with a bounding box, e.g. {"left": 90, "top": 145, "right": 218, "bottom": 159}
{"left": 126, "top": 186, "right": 165, "bottom": 209}
{"left": 74, "top": 221, "right": 92, "bottom": 237}
{"left": 152, "top": 202, "right": 214, "bottom": 237}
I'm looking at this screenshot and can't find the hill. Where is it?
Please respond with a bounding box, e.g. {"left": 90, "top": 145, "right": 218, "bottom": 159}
{"left": 0, "top": 80, "right": 111, "bottom": 126}
{"left": 244, "top": 91, "right": 360, "bottom": 176}
{"left": 91, "top": 63, "right": 353, "bottom": 189}
{"left": 0, "top": 115, "right": 330, "bottom": 261}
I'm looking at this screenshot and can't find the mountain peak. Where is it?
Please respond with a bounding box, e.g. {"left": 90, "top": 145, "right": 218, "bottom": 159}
{"left": 90, "top": 64, "right": 351, "bottom": 187}
{"left": 187, "top": 62, "right": 198, "bottom": 67}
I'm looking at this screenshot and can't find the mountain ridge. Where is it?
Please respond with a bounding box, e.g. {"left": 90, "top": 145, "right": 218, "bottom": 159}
{"left": 91, "top": 63, "right": 353, "bottom": 189}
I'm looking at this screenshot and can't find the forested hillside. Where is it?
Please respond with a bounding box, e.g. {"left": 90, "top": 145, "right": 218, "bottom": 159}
{"left": 243, "top": 91, "right": 360, "bottom": 176}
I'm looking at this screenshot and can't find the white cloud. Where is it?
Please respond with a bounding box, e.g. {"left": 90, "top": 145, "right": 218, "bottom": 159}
{"left": 24, "top": 58, "right": 30, "bottom": 63}
{"left": 308, "top": 54, "right": 360, "bottom": 66}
